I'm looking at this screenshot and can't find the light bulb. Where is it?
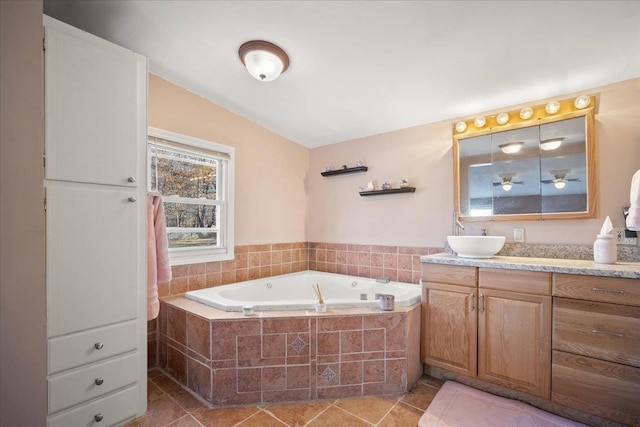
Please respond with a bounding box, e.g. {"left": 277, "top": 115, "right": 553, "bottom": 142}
{"left": 554, "top": 181, "right": 566, "bottom": 189}
{"left": 474, "top": 116, "right": 486, "bottom": 128}
{"left": 574, "top": 95, "right": 591, "bottom": 109}
{"left": 499, "top": 142, "right": 524, "bottom": 154}
{"left": 519, "top": 107, "right": 533, "bottom": 120}
{"left": 545, "top": 101, "right": 560, "bottom": 114}
{"left": 455, "top": 121, "right": 467, "bottom": 133}
{"left": 496, "top": 113, "right": 509, "bottom": 125}
{"left": 502, "top": 183, "right": 512, "bottom": 191}
{"left": 540, "top": 138, "right": 563, "bottom": 151}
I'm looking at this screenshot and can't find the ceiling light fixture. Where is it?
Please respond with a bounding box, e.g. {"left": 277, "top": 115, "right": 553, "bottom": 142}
{"left": 499, "top": 142, "right": 524, "bottom": 154}
{"left": 502, "top": 182, "right": 513, "bottom": 191}
{"left": 540, "top": 138, "right": 564, "bottom": 151}
{"left": 239, "top": 40, "right": 290, "bottom": 82}
{"left": 554, "top": 181, "right": 566, "bottom": 189}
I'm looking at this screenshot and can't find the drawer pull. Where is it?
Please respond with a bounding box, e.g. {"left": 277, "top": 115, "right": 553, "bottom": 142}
{"left": 479, "top": 294, "right": 485, "bottom": 312}
{"left": 94, "top": 413, "right": 104, "bottom": 422}
{"left": 469, "top": 292, "right": 475, "bottom": 311}
{"left": 94, "top": 377, "right": 104, "bottom": 386}
{"left": 592, "top": 329, "right": 624, "bottom": 338}
{"left": 592, "top": 287, "right": 625, "bottom": 295}
{"left": 94, "top": 342, "right": 104, "bottom": 350}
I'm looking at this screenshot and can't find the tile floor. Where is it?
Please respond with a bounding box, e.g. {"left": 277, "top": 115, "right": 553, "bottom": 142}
{"left": 125, "top": 369, "right": 443, "bottom": 427}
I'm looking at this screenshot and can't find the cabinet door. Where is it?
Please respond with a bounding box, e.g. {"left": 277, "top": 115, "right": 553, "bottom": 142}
{"left": 422, "top": 282, "right": 477, "bottom": 377}
{"left": 46, "top": 183, "right": 139, "bottom": 337}
{"left": 478, "top": 289, "right": 551, "bottom": 398}
{"left": 44, "top": 19, "right": 146, "bottom": 186}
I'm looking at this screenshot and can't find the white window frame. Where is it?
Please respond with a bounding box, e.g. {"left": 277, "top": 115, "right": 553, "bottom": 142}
{"left": 148, "top": 127, "right": 234, "bottom": 265}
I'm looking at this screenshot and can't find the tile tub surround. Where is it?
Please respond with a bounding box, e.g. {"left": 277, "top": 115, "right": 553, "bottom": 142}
{"left": 155, "top": 296, "right": 422, "bottom": 406}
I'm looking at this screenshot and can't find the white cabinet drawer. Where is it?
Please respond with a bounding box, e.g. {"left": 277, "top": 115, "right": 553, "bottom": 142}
{"left": 47, "top": 385, "right": 138, "bottom": 427}
{"left": 48, "top": 320, "right": 137, "bottom": 374}
{"left": 48, "top": 353, "right": 138, "bottom": 414}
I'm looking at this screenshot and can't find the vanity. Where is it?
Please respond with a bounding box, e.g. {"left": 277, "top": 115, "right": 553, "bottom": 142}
{"left": 420, "top": 254, "right": 640, "bottom": 426}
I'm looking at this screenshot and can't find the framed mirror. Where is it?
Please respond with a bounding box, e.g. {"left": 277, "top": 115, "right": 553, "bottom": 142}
{"left": 454, "top": 96, "right": 596, "bottom": 221}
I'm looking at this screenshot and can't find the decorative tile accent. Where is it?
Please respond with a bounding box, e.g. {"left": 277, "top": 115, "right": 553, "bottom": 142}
{"left": 289, "top": 336, "right": 307, "bottom": 354}
{"left": 320, "top": 367, "right": 337, "bottom": 384}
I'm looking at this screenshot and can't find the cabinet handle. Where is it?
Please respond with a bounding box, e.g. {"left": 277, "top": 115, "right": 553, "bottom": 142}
{"left": 94, "top": 342, "right": 104, "bottom": 350}
{"left": 127, "top": 176, "right": 136, "bottom": 183}
{"left": 94, "top": 377, "right": 104, "bottom": 386}
{"left": 592, "top": 287, "right": 625, "bottom": 295}
{"left": 469, "top": 292, "right": 475, "bottom": 311}
{"left": 592, "top": 329, "right": 624, "bottom": 338}
{"left": 94, "top": 413, "right": 104, "bottom": 422}
{"left": 127, "top": 196, "right": 136, "bottom": 202}
{"left": 479, "top": 294, "right": 484, "bottom": 312}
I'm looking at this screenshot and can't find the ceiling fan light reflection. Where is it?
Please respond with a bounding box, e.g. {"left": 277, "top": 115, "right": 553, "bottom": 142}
{"left": 554, "top": 181, "right": 566, "bottom": 189}
{"left": 540, "top": 138, "right": 563, "bottom": 151}
{"left": 499, "top": 142, "right": 523, "bottom": 154}
{"left": 502, "top": 183, "right": 513, "bottom": 191}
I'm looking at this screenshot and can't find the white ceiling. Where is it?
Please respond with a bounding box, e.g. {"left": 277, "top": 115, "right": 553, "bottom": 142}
{"left": 43, "top": 1, "right": 640, "bottom": 148}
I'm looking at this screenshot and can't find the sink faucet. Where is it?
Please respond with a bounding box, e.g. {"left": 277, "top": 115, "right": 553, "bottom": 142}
{"left": 453, "top": 212, "right": 465, "bottom": 236}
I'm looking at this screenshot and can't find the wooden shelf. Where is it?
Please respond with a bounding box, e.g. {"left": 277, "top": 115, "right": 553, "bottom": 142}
{"left": 359, "top": 187, "right": 416, "bottom": 197}
{"left": 321, "top": 166, "right": 368, "bottom": 176}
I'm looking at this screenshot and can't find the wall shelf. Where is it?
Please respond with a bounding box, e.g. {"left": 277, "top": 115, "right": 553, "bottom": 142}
{"left": 359, "top": 187, "right": 416, "bottom": 197}
{"left": 321, "top": 166, "right": 368, "bottom": 176}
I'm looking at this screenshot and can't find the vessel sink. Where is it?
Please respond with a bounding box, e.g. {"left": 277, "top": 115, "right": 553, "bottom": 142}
{"left": 447, "top": 235, "right": 506, "bottom": 258}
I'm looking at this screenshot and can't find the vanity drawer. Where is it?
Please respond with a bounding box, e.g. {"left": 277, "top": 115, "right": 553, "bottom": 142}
{"left": 552, "top": 350, "right": 640, "bottom": 426}
{"left": 47, "top": 385, "right": 138, "bottom": 427}
{"left": 48, "top": 352, "right": 138, "bottom": 414}
{"left": 48, "top": 320, "right": 137, "bottom": 374}
{"left": 479, "top": 268, "right": 551, "bottom": 295}
{"left": 422, "top": 264, "right": 476, "bottom": 287}
{"left": 553, "top": 274, "right": 640, "bottom": 306}
{"left": 553, "top": 298, "right": 640, "bottom": 367}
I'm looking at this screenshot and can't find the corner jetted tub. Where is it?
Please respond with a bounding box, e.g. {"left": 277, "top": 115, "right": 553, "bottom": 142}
{"left": 185, "top": 270, "right": 421, "bottom": 312}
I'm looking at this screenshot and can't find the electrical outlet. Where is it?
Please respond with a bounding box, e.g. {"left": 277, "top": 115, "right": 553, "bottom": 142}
{"left": 613, "top": 227, "right": 637, "bottom": 245}
{"left": 513, "top": 227, "right": 525, "bottom": 243}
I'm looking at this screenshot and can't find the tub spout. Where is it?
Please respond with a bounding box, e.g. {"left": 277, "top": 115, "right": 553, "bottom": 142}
{"left": 376, "top": 276, "right": 390, "bottom": 284}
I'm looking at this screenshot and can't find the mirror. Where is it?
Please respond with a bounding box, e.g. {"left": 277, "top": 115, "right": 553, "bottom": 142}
{"left": 454, "top": 97, "right": 596, "bottom": 220}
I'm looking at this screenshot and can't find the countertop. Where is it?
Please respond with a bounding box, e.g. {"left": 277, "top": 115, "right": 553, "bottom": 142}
{"left": 421, "top": 253, "right": 640, "bottom": 279}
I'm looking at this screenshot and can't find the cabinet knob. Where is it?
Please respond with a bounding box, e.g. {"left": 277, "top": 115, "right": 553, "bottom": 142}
{"left": 94, "top": 342, "right": 104, "bottom": 350}
{"left": 94, "top": 377, "right": 104, "bottom": 386}
{"left": 127, "top": 176, "right": 136, "bottom": 183}
{"left": 94, "top": 413, "right": 104, "bottom": 422}
{"left": 127, "top": 196, "right": 136, "bottom": 202}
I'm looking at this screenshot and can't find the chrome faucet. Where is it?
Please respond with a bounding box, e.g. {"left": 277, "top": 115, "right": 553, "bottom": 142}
{"left": 453, "top": 212, "right": 465, "bottom": 236}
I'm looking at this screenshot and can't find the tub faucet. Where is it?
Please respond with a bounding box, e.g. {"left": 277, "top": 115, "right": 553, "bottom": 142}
{"left": 453, "top": 212, "right": 465, "bottom": 236}
{"left": 376, "top": 276, "right": 390, "bottom": 284}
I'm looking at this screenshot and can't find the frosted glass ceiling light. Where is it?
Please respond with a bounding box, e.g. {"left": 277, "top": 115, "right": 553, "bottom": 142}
{"left": 239, "top": 40, "right": 290, "bottom": 82}
{"left": 545, "top": 101, "right": 560, "bottom": 114}
{"left": 496, "top": 113, "right": 509, "bottom": 125}
{"left": 499, "top": 142, "right": 524, "bottom": 154}
{"left": 540, "top": 138, "right": 564, "bottom": 151}
{"left": 519, "top": 107, "right": 533, "bottom": 120}
{"left": 474, "top": 116, "right": 486, "bottom": 128}
{"left": 574, "top": 95, "right": 591, "bottom": 109}
{"left": 554, "top": 181, "right": 566, "bottom": 189}
{"left": 502, "top": 182, "right": 512, "bottom": 191}
{"left": 455, "top": 121, "right": 467, "bottom": 133}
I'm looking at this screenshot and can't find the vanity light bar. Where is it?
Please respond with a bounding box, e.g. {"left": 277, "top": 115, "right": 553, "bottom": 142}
{"left": 453, "top": 95, "right": 595, "bottom": 135}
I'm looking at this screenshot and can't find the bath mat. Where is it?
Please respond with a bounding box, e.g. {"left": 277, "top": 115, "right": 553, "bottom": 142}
{"left": 418, "top": 381, "right": 587, "bottom": 427}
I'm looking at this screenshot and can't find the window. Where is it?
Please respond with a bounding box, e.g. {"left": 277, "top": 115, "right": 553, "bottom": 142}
{"left": 148, "top": 128, "right": 234, "bottom": 265}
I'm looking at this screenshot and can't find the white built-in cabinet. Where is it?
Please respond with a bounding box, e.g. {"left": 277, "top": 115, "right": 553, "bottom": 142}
{"left": 44, "top": 15, "right": 147, "bottom": 426}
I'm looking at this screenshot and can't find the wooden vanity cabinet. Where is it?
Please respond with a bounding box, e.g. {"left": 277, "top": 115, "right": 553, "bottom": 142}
{"left": 552, "top": 274, "right": 640, "bottom": 426}
{"left": 421, "top": 264, "right": 478, "bottom": 377}
{"left": 421, "top": 264, "right": 552, "bottom": 399}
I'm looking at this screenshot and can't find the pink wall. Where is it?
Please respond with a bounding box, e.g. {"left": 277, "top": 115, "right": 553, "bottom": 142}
{"left": 148, "top": 75, "right": 309, "bottom": 246}
{"left": 0, "top": 1, "right": 47, "bottom": 424}
{"left": 308, "top": 79, "right": 640, "bottom": 246}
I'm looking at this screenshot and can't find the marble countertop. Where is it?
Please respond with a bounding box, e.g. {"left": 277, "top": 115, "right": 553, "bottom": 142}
{"left": 421, "top": 253, "right": 640, "bottom": 279}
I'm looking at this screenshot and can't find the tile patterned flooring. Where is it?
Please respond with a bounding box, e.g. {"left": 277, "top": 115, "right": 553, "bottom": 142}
{"left": 126, "top": 369, "right": 443, "bottom": 427}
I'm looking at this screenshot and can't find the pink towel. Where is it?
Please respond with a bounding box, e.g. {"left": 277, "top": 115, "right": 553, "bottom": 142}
{"left": 626, "top": 169, "right": 640, "bottom": 231}
{"left": 147, "top": 195, "right": 172, "bottom": 320}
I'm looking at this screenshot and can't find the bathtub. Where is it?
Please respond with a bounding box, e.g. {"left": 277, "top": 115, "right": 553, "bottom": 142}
{"left": 185, "top": 270, "right": 421, "bottom": 311}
